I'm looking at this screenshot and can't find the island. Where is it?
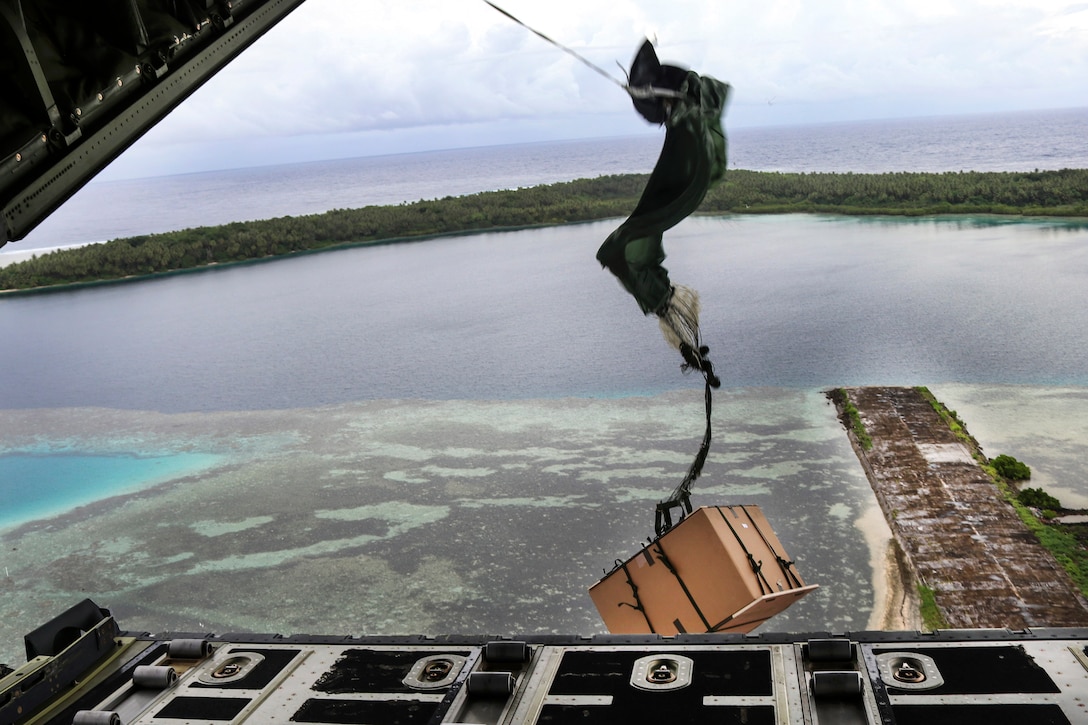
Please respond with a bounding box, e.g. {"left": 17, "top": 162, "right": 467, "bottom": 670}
{"left": 2, "top": 168, "right": 1086, "bottom": 293}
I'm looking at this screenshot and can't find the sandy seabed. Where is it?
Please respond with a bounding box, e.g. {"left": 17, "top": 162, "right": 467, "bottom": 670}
{"left": 3, "top": 385, "right": 1085, "bottom": 667}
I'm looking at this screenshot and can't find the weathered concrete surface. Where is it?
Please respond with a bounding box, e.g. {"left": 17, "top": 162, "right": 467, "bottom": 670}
{"left": 838, "top": 386, "right": 1088, "bottom": 629}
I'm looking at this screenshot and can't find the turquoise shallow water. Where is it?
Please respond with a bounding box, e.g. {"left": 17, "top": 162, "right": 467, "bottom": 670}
{"left": 3, "top": 387, "right": 1087, "bottom": 671}
{"left": 0, "top": 391, "right": 883, "bottom": 667}
{"left": 0, "top": 451, "right": 222, "bottom": 529}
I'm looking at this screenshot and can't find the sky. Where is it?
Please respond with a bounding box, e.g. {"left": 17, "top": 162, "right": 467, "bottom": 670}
{"left": 100, "top": 0, "right": 1088, "bottom": 179}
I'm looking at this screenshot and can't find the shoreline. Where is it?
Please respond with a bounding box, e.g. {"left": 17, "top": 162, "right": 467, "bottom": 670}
{"left": 5, "top": 210, "right": 1088, "bottom": 297}
{"left": 0, "top": 242, "right": 92, "bottom": 269}
{"left": 856, "top": 502, "right": 920, "bottom": 631}
{"left": 4, "top": 166, "right": 1088, "bottom": 294}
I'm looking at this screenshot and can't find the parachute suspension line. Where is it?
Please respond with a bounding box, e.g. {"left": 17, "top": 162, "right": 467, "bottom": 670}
{"left": 655, "top": 287, "right": 721, "bottom": 538}
{"left": 654, "top": 367, "right": 715, "bottom": 537}
{"left": 479, "top": 1, "right": 684, "bottom": 101}
{"left": 484, "top": 3, "right": 719, "bottom": 533}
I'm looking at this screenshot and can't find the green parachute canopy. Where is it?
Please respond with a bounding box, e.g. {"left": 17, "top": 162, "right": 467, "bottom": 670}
{"left": 597, "top": 40, "right": 731, "bottom": 319}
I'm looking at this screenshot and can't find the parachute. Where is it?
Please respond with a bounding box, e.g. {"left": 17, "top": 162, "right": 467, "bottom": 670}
{"left": 600, "top": 41, "right": 731, "bottom": 533}
{"left": 597, "top": 39, "right": 731, "bottom": 361}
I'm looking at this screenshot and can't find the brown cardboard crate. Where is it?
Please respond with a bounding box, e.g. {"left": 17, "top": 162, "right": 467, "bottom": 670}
{"left": 589, "top": 505, "right": 817, "bottom": 635}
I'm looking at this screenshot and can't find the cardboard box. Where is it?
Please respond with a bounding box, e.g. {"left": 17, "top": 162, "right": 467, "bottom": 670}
{"left": 589, "top": 505, "right": 817, "bottom": 635}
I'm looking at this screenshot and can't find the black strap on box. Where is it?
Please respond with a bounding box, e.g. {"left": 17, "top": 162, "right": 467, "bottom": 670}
{"left": 615, "top": 560, "right": 656, "bottom": 634}
{"left": 739, "top": 505, "right": 803, "bottom": 589}
{"left": 652, "top": 539, "right": 713, "bottom": 632}
{"left": 715, "top": 506, "right": 774, "bottom": 595}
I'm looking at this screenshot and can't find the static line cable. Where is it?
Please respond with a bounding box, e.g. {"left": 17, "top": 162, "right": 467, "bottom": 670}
{"left": 481, "top": 0, "right": 624, "bottom": 87}
{"left": 484, "top": 0, "right": 709, "bottom": 536}
{"left": 481, "top": 0, "right": 684, "bottom": 100}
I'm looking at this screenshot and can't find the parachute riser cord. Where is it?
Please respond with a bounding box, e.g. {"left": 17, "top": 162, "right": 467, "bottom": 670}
{"left": 483, "top": 0, "right": 722, "bottom": 536}
{"left": 480, "top": 0, "right": 680, "bottom": 103}
{"left": 655, "top": 339, "right": 720, "bottom": 537}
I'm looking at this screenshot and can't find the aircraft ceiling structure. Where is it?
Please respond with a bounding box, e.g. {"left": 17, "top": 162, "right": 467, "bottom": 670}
{"left": 0, "top": 0, "right": 309, "bottom": 247}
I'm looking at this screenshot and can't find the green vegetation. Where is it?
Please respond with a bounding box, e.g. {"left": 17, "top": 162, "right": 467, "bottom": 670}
{"left": 992, "top": 454, "right": 1032, "bottom": 481}
{"left": 919, "top": 388, "right": 1088, "bottom": 598}
{"left": 829, "top": 388, "right": 872, "bottom": 450}
{"left": 1017, "top": 487, "right": 1060, "bottom": 511}
{"left": 2, "top": 167, "right": 1087, "bottom": 292}
{"left": 0, "top": 175, "right": 646, "bottom": 292}
{"left": 915, "top": 387, "right": 973, "bottom": 446}
{"left": 702, "top": 168, "right": 1088, "bottom": 217}
{"left": 985, "top": 453, "right": 1088, "bottom": 597}
{"left": 1003, "top": 484, "right": 1088, "bottom": 596}
{"left": 917, "top": 584, "right": 948, "bottom": 631}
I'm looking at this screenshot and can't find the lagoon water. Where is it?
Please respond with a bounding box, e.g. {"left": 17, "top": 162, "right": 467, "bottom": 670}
{"left": 3, "top": 214, "right": 1088, "bottom": 668}
{"left": 3, "top": 215, "right": 1088, "bottom": 412}
{"left": 0, "top": 451, "right": 222, "bottom": 528}
{"left": 2, "top": 108, "right": 1088, "bottom": 667}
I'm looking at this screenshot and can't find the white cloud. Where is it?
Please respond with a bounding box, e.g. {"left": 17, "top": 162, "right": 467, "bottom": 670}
{"left": 108, "top": 0, "right": 1088, "bottom": 175}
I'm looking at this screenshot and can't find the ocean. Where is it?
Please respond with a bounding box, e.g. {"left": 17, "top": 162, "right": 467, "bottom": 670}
{"left": 1, "top": 107, "right": 1088, "bottom": 664}
{"left": 6, "top": 105, "right": 1087, "bottom": 255}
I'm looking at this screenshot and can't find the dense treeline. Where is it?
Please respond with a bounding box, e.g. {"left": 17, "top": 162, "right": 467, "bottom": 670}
{"left": 2, "top": 168, "right": 1086, "bottom": 292}
{"left": 704, "top": 168, "right": 1088, "bottom": 216}
{"left": 0, "top": 175, "right": 645, "bottom": 292}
